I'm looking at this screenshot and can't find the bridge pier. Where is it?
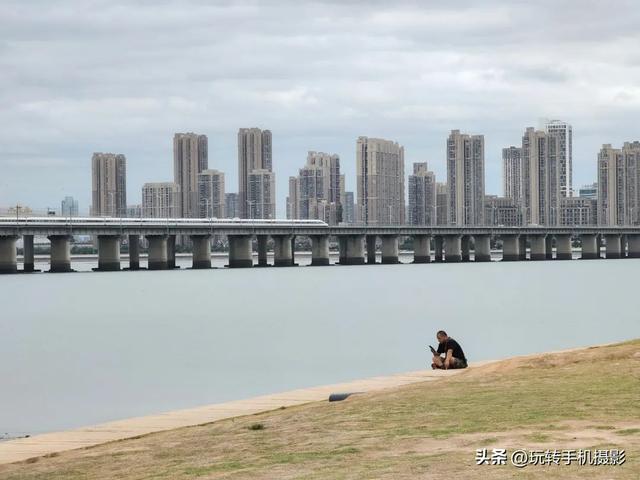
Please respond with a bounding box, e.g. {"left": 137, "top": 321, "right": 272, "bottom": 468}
{"left": 228, "top": 235, "right": 253, "bottom": 268}
{"left": 545, "top": 235, "right": 554, "bottom": 259}
{"left": 461, "top": 235, "right": 471, "bottom": 262}
{"left": 434, "top": 236, "right": 444, "bottom": 262}
{"left": 555, "top": 234, "right": 572, "bottom": 260}
{"left": 128, "top": 234, "right": 140, "bottom": 270}
{"left": 529, "top": 234, "right": 546, "bottom": 260}
{"left": 413, "top": 235, "right": 431, "bottom": 263}
{"left": 627, "top": 234, "right": 640, "bottom": 258}
{"left": 444, "top": 235, "right": 462, "bottom": 262}
{"left": 580, "top": 234, "right": 599, "bottom": 259}
{"left": 381, "top": 235, "right": 399, "bottom": 264}
{"left": 337, "top": 236, "right": 346, "bottom": 265}
{"left": 518, "top": 235, "right": 527, "bottom": 260}
{"left": 339, "top": 235, "right": 365, "bottom": 265}
{"left": 502, "top": 235, "right": 519, "bottom": 261}
{"left": 310, "top": 235, "right": 330, "bottom": 266}
{"left": 0, "top": 236, "right": 18, "bottom": 273}
{"left": 146, "top": 235, "right": 168, "bottom": 270}
{"left": 273, "top": 235, "right": 294, "bottom": 267}
{"left": 366, "top": 235, "right": 377, "bottom": 264}
{"left": 48, "top": 235, "right": 72, "bottom": 272}
{"left": 257, "top": 235, "right": 269, "bottom": 267}
{"left": 474, "top": 234, "right": 491, "bottom": 262}
{"left": 605, "top": 234, "right": 622, "bottom": 259}
{"left": 291, "top": 235, "right": 297, "bottom": 266}
{"left": 23, "top": 234, "right": 35, "bottom": 272}
{"left": 191, "top": 235, "right": 211, "bottom": 269}
{"left": 97, "top": 235, "right": 121, "bottom": 271}
{"left": 167, "top": 235, "right": 177, "bottom": 269}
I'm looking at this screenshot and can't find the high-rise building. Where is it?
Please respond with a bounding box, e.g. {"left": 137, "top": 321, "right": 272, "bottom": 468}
{"left": 91, "top": 153, "right": 127, "bottom": 217}
{"left": 408, "top": 162, "right": 437, "bottom": 225}
{"left": 126, "top": 204, "right": 142, "bottom": 218}
{"left": 545, "top": 119, "right": 573, "bottom": 197}
{"left": 288, "top": 152, "right": 343, "bottom": 224}
{"left": 521, "top": 127, "right": 561, "bottom": 225}
{"left": 446, "top": 130, "right": 485, "bottom": 226}
{"left": 559, "top": 197, "right": 594, "bottom": 226}
{"left": 356, "top": 136, "right": 405, "bottom": 225}
{"left": 484, "top": 195, "right": 521, "bottom": 226}
{"left": 173, "top": 132, "right": 208, "bottom": 218}
{"left": 579, "top": 183, "right": 598, "bottom": 201}
{"left": 597, "top": 142, "right": 640, "bottom": 225}
{"left": 61, "top": 196, "right": 79, "bottom": 217}
{"left": 224, "top": 193, "right": 239, "bottom": 218}
{"left": 436, "top": 182, "right": 448, "bottom": 226}
{"left": 502, "top": 146, "right": 522, "bottom": 202}
{"left": 286, "top": 176, "right": 299, "bottom": 220}
{"left": 579, "top": 183, "right": 598, "bottom": 224}
{"left": 237, "top": 128, "right": 273, "bottom": 218}
{"left": 343, "top": 191, "right": 355, "bottom": 224}
{"left": 197, "top": 169, "right": 225, "bottom": 218}
{"left": 247, "top": 169, "right": 275, "bottom": 219}
{"left": 142, "top": 182, "right": 181, "bottom": 218}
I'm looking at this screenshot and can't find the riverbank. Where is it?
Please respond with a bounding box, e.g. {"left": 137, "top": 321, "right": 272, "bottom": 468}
{"left": 1, "top": 339, "right": 638, "bottom": 479}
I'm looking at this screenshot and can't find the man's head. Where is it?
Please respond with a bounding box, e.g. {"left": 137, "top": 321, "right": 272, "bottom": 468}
{"left": 436, "top": 330, "right": 448, "bottom": 343}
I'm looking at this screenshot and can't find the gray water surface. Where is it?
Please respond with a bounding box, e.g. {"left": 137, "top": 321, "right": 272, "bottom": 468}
{"left": 1, "top": 258, "right": 638, "bottom": 437}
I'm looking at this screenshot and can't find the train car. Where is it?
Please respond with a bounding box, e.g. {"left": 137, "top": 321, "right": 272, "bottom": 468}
{"left": 0, "top": 216, "right": 328, "bottom": 227}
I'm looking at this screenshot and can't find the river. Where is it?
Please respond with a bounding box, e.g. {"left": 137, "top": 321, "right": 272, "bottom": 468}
{"left": 1, "top": 255, "right": 638, "bottom": 437}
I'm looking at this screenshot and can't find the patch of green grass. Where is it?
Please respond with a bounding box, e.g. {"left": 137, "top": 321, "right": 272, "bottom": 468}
{"left": 248, "top": 423, "right": 265, "bottom": 431}
{"left": 616, "top": 428, "right": 640, "bottom": 436}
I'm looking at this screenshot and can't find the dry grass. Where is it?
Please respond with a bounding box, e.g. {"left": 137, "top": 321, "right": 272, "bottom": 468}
{"left": 1, "top": 339, "right": 639, "bottom": 479}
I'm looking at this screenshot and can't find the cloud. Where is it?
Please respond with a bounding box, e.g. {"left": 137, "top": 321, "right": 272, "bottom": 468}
{"left": 0, "top": 0, "right": 639, "bottom": 211}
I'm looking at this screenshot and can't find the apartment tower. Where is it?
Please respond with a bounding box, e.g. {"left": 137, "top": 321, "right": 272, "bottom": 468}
{"left": 91, "top": 152, "right": 127, "bottom": 217}
{"left": 238, "top": 128, "right": 274, "bottom": 218}
{"left": 408, "top": 162, "right": 437, "bottom": 226}
{"left": 197, "top": 169, "right": 225, "bottom": 218}
{"left": 502, "top": 146, "right": 522, "bottom": 202}
{"left": 173, "top": 133, "right": 208, "bottom": 218}
{"left": 545, "top": 119, "right": 573, "bottom": 197}
{"left": 446, "top": 130, "right": 485, "bottom": 226}
{"left": 356, "top": 137, "right": 405, "bottom": 225}
{"left": 142, "top": 182, "right": 181, "bottom": 218}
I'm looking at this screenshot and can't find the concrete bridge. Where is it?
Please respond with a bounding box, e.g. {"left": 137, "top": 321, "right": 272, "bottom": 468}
{"left": 0, "top": 217, "right": 639, "bottom": 273}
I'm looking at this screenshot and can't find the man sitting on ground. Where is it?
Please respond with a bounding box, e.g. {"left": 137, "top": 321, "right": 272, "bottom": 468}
{"left": 431, "top": 330, "right": 468, "bottom": 370}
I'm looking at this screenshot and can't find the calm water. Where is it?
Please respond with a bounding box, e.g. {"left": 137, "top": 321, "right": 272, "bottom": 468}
{"left": 1, "top": 256, "right": 639, "bottom": 437}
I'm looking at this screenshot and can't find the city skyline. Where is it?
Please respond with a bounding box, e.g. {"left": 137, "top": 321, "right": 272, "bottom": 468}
{"left": 1, "top": 121, "right": 627, "bottom": 217}
{"left": 2, "top": 1, "right": 640, "bottom": 213}
{"left": 7, "top": 124, "right": 640, "bottom": 226}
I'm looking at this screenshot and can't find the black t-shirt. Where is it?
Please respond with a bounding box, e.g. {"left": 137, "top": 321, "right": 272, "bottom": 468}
{"left": 437, "top": 338, "right": 467, "bottom": 363}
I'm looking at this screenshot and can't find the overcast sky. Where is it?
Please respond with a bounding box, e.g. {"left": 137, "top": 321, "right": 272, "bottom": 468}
{"left": 1, "top": 0, "right": 640, "bottom": 214}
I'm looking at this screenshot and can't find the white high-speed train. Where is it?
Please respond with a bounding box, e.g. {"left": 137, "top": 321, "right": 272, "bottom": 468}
{"left": 0, "top": 216, "right": 329, "bottom": 227}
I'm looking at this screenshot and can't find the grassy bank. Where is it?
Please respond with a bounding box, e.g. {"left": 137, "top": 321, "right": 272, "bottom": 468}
{"left": 1, "top": 340, "right": 638, "bottom": 479}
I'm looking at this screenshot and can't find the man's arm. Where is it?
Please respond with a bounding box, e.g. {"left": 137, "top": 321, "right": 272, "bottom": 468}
{"left": 444, "top": 349, "right": 453, "bottom": 369}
